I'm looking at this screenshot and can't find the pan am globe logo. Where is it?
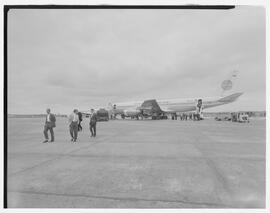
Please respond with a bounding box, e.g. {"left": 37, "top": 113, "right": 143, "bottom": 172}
{"left": 221, "top": 80, "right": 233, "bottom": 90}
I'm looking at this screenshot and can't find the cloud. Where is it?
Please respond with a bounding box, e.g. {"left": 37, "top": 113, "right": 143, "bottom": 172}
{"left": 8, "top": 6, "right": 266, "bottom": 114}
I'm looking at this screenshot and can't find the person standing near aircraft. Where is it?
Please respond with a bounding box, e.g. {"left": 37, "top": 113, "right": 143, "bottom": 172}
{"left": 195, "top": 99, "right": 203, "bottom": 121}
{"left": 69, "top": 109, "right": 79, "bottom": 142}
{"left": 89, "top": 109, "right": 97, "bottom": 137}
{"left": 78, "top": 111, "right": 83, "bottom": 131}
{"left": 43, "top": 108, "right": 56, "bottom": 143}
{"left": 189, "top": 112, "right": 192, "bottom": 120}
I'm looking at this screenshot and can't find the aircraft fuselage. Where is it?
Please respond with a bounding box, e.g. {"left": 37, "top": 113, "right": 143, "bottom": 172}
{"left": 112, "top": 92, "right": 243, "bottom": 117}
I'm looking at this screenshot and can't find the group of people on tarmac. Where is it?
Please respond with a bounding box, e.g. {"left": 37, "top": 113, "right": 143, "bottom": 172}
{"left": 173, "top": 99, "right": 204, "bottom": 121}
{"left": 42, "top": 99, "right": 204, "bottom": 142}
{"left": 174, "top": 112, "right": 203, "bottom": 121}
{"left": 43, "top": 108, "right": 97, "bottom": 143}
{"left": 179, "top": 112, "right": 200, "bottom": 121}
{"left": 231, "top": 112, "right": 250, "bottom": 123}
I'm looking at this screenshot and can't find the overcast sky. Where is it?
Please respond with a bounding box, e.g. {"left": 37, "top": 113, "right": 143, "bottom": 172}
{"left": 8, "top": 6, "right": 265, "bottom": 114}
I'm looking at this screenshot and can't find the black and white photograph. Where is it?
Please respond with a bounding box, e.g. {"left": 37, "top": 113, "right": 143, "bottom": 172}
{"left": 4, "top": 2, "right": 267, "bottom": 209}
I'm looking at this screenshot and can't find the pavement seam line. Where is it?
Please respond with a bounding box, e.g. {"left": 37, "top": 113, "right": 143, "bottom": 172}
{"left": 8, "top": 135, "right": 114, "bottom": 177}
{"left": 8, "top": 190, "right": 230, "bottom": 207}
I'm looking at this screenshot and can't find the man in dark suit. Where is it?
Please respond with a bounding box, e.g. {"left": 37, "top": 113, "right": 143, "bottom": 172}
{"left": 90, "top": 109, "right": 97, "bottom": 137}
{"left": 43, "top": 108, "right": 56, "bottom": 143}
{"left": 78, "top": 111, "right": 83, "bottom": 132}
{"left": 69, "top": 109, "right": 79, "bottom": 142}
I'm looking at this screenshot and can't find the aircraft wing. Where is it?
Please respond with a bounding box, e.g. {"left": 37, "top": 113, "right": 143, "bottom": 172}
{"left": 139, "top": 99, "right": 164, "bottom": 115}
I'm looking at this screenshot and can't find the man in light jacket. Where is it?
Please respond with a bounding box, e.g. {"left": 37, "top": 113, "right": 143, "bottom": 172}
{"left": 69, "top": 109, "right": 79, "bottom": 142}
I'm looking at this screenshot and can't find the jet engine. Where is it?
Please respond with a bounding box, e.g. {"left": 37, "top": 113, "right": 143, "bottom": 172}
{"left": 123, "top": 109, "right": 141, "bottom": 117}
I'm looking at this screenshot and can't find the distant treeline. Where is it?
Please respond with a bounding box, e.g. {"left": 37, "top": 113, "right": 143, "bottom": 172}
{"left": 8, "top": 114, "right": 67, "bottom": 118}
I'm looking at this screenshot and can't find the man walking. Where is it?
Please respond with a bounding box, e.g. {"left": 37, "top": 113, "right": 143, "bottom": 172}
{"left": 78, "top": 111, "right": 83, "bottom": 132}
{"left": 69, "top": 109, "right": 79, "bottom": 142}
{"left": 89, "top": 109, "right": 97, "bottom": 137}
{"left": 43, "top": 108, "right": 56, "bottom": 143}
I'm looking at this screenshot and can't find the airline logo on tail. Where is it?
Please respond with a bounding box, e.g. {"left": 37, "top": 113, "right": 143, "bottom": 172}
{"left": 221, "top": 80, "right": 233, "bottom": 91}
{"left": 221, "top": 70, "right": 239, "bottom": 96}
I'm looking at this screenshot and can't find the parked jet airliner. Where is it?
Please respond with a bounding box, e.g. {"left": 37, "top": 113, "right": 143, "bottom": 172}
{"left": 109, "top": 71, "right": 243, "bottom": 118}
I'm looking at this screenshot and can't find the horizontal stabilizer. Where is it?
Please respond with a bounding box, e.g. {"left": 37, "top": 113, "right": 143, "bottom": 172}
{"left": 218, "top": 92, "right": 243, "bottom": 103}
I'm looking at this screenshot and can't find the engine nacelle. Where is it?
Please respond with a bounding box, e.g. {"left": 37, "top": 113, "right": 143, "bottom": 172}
{"left": 123, "top": 109, "right": 141, "bottom": 117}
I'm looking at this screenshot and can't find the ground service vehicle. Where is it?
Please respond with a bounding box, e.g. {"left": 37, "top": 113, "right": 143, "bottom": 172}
{"left": 97, "top": 108, "right": 109, "bottom": 121}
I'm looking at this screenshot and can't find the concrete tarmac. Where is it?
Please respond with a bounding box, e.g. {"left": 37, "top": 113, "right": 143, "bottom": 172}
{"left": 7, "top": 117, "right": 266, "bottom": 208}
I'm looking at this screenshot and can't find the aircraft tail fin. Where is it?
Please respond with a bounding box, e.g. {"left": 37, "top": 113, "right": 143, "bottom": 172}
{"left": 108, "top": 103, "right": 118, "bottom": 112}
{"left": 108, "top": 103, "right": 113, "bottom": 110}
